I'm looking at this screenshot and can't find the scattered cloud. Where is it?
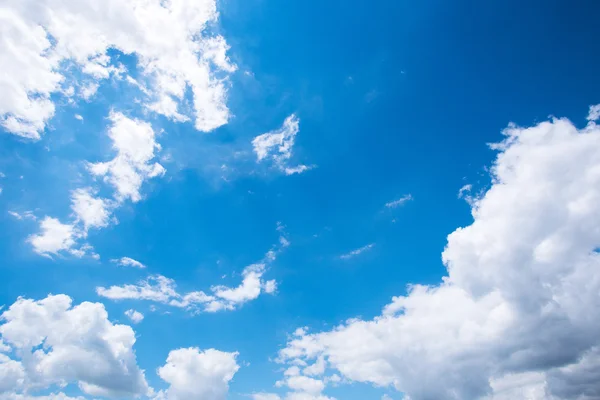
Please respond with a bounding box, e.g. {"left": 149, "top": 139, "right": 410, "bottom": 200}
{"left": 156, "top": 348, "right": 239, "bottom": 400}
{"left": 97, "top": 263, "right": 275, "bottom": 314}
{"left": 88, "top": 111, "right": 165, "bottom": 203}
{"left": 111, "top": 257, "right": 146, "bottom": 269}
{"left": 124, "top": 309, "right": 144, "bottom": 324}
{"left": 0, "top": 0, "right": 235, "bottom": 139}
{"left": 339, "top": 243, "right": 375, "bottom": 260}
{"left": 267, "top": 112, "right": 600, "bottom": 399}
{"left": 384, "top": 194, "right": 413, "bottom": 209}
{"left": 97, "top": 228, "right": 287, "bottom": 314}
{"left": 0, "top": 294, "right": 148, "bottom": 398}
{"left": 252, "top": 115, "right": 312, "bottom": 175}
{"left": 8, "top": 211, "right": 36, "bottom": 221}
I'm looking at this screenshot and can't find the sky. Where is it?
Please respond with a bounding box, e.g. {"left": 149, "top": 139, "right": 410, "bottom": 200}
{"left": 1, "top": 0, "right": 600, "bottom": 399}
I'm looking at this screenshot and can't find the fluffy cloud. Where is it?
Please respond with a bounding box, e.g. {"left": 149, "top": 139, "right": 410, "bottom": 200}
{"left": 268, "top": 112, "right": 600, "bottom": 399}
{"left": 252, "top": 115, "right": 311, "bottom": 175}
{"left": 1, "top": 0, "right": 235, "bottom": 139}
{"left": 27, "top": 217, "right": 78, "bottom": 257}
{"left": 89, "top": 112, "right": 165, "bottom": 203}
{"left": 111, "top": 257, "right": 147, "bottom": 269}
{"left": 0, "top": 294, "right": 148, "bottom": 398}
{"left": 27, "top": 112, "right": 164, "bottom": 258}
{"left": 96, "top": 263, "right": 275, "bottom": 313}
{"left": 156, "top": 348, "right": 239, "bottom": 400}
{"left": 70, "top": 188, "right": 112, "bottom": 231}
{"left": 124, "top": 309, "right": 144, "bottom": 324}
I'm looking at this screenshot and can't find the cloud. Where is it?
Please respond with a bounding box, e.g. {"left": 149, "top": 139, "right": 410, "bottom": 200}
{"left": 339, "top": 243, "right": 375, "bottom": 260}
{"left": 267, "top": 112, "right": 600, "bottom": 399}
{"left": 1, "top": 0, "right": 235, "bottom": 139}
{"left": 587, "top": 104, "right": 600, "bottom": 122}
{"left": 252, "top": 394, "right": 282, "bottom": 400}
{"left": 384, "top": 194, "right": 413, "bottom": 209}
{"left": 0, "top": 393, "right": 86, "bottom": 400}
{"left": 156, "top": 348, "right": 239, "bottom": 400}
{"left": 124, "top": 309, "right": 144, "bottom": 324}
{"left": 252, "top": 115, "right": 311, "bottom": 174}
{"left": 89, "top": 112, "right": 165, "bottom": 203}
{"left": 8, "top": 211, "right": 36, "bottom": 221}
{"left": 70, "top": 188, "right": 112, "bottom": 231}
{"left": 97, "top": 263, "right": 275, "bottom": 313}
{"left": 25, "top": 112, "right": 164, "bottom": 258}
{"left": 111, "top": 257, "right": 147, "bottom": 269}
{"left": 27, "top": 217, "right": 78, "bottom": 257}
{"left": 0, "top": 294, "right": 148, "bottom": 398}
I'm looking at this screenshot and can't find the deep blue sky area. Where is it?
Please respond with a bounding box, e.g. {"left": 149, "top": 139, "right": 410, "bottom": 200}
{"left": 1, "top": 0, "right": 600, "bottom": 399}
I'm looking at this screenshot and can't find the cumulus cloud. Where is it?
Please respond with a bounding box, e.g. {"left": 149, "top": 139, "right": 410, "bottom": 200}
{"left": 27, "top": 217, "right": 78, "bottom": 257}
{"left": 89, "top": 112, "right": 165, "bottom": 203}
{"left": 339, "top": 243, "right": 375, "bottom": 260}
{"left": 252, "top": 115, "right": 311, "bottom": 174}
{"left": 0, "top": 0, "right": 235, "bottom": 139}
{"left": 266, "top": 112, "right": 600, "bottom": 399}
{"left": 70, "top": 188, "right": 112, "bottom": 231}
{"left": 112, "top": 257, "right": 147, "bottom": 269}
{"left": 0, "top": 294, "right": 148, "bottom": 398}
{"left": 124, "top": 309, "right": 144, "bottom": 324}
{"left": 156, "top": 348, "right": 239, "bottom": 400}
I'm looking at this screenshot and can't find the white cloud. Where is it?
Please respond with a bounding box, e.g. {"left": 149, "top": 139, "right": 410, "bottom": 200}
{"left": 97, "top": 275, "right": 180, "bottom": 304}
{"left": 74, "top": 114, "right": 83, "bottom": 121}
{"left": 269, "top": 113, "right": 600, "bottom": 399}
{"left": 0, "top": 294, "right": 148, "bottom": 397}
{"left": 124, "top": 309, "right": 144, "bottom": 324}
{"left": 339, "top": 243, "right": 375, "bottom": 260}
{"left": 27, "top": 217, "right": 77, "bottom": 257}
{"left": 27, "top": 216, "right": 98, "bottom": 259}
{"left": 89, "top": 111, "right": 165, "bottom": 203}
{"left": 157, "top": 348, "right": 239, "bottom": 400}
{"left": 98, "top": 232, "right": 285, "bottom": 313}
{"left": 97, "top": 263, "right": 275, "bottom": 313}
{"left": 70, "top": 188, "right": 112, "bottom": 231}
{"left": 111, "top": 257, "right": 147, "bottom": 269}
{"left": 8, "top": 211, "right": 36, "bottom": 221}
{"left": 252, "top": 394, "right": 282, "bottom": 400}
{"left": 252, "top": 115, "right": 311, "bottom": 174}
{"left": 384, "top": 194, "right": 413, "bottom": 209}
{"left": 587, "top": 104, "right": 600, "bottom": 122}
{"left": 1, "top": 0, "right": 235, "bottom": 139}
{"left": 0, "top": 393, "right": 86, "bottom": 400}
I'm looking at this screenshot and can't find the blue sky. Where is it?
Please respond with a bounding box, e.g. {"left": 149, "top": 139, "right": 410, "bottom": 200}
{"left": 2, "top": 0, "right": 600, "bottom": 399}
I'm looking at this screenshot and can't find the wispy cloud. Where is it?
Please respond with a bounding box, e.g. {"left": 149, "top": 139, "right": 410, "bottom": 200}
{"left": 385, "top": 194, "right": 413, "bottom": 209}
{"left": 252, "top": 114, "right": 313, "bottom": 175}
{"left": 339, "top": 243, "right": 375, "bottom": 260}
{"left": 111, "top": 257, "right": 147, "bottom": 269}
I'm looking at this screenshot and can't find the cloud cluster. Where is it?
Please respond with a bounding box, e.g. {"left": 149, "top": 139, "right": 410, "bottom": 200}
{"left": 264, "top": 111, "right": 600, "bottom": 399}
{"left": 1, "top": 0, "right": 235, "bottom": 139}
{"left": 28, "top": 112, "right": 165, "bottom": 258}
{"left": 252, "top": 115, "right": 311, "bottom": 175}
{"left": 0, "top": 296, "right": 244, "bottom": 400}
{"left": 0, "top": 295, "right": 148, "bottom": 398}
